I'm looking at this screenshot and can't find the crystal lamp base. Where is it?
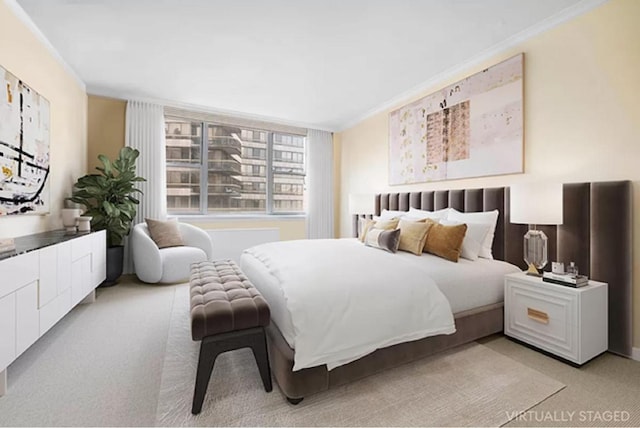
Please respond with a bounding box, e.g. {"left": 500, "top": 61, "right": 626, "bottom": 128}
{"left": 524, "top": 228, "right": 548, "bottom": 277}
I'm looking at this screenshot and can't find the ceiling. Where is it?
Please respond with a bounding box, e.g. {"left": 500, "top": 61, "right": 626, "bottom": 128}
{"left": 17, "top": 0, "right": 596, "bottom": 130}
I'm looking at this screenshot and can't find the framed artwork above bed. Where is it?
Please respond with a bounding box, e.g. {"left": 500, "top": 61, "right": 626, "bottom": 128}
{"left": 388, "top": 54, "right": 523, "bottom": 185}
{"left": 0, "top": 64, "right": 51, "bottom": 215}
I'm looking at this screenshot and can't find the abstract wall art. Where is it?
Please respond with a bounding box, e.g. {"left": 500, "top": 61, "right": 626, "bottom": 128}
{"left": 0, "top": 64, "right": 50, "bottom": 215}
{"left": 389, "top": 54, "right": 523, "bottom": 185}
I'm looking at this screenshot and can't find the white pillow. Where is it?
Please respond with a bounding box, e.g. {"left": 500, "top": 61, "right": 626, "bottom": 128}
{"left": 447, "top": 209, "right": 499, "bottom": 259}
{"left": 440, "top": 219, "right": 490, "bottom": 261}
{"left": 407, "top": 207, "right": 450, "bottom": 221}
{"left": 379, "top": 209, "right": 407, "bottom": 220}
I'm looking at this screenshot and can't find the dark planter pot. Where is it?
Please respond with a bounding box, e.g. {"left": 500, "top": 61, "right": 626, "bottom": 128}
{"left": 101, "top": 245, "right": 124, "bottom": 287}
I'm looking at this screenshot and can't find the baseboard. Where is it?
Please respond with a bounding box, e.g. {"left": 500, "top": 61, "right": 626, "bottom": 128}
{"left": 633, "top": 347, "right": 640, "bottom": 362}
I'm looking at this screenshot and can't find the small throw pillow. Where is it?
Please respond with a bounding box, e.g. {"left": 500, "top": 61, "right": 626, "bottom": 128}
{"left": 364, "top": 228, "right": 401, "bottom": 253}
{"left": 374, "top": 218, "right": 400, "bottom": 230}
{"left": 423, "top": 219, "right": 467, "bottom": 262}
{"left": 360, "top": 217, "right": 399, "bottom": 243}
{"left": 358, "top": 218, "right": 376, "bottom": 242}
{"left": 145, "top": 218, "right": 184, "bottom": 249}
{"left": 398, "top": 218, "right": 433, "bottom": 255}
{"left": 440, "top": 219, "right": 490, "bottom": 261}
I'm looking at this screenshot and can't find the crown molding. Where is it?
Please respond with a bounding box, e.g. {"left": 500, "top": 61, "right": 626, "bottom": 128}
{"left": 7, "top": 0, "right": 606, "bottom": 132}
{"left": 4, "top": 0, "right": 86, "bottom": 91}
{"left": 87, "top": 85, "right": 335, "bottom": 133}
{"left": 336, "top": 0, "right": 609, "bottom": 131}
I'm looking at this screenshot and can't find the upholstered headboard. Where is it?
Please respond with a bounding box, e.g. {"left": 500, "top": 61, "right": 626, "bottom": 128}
{"left": 353, "top": 181, "right": 632, "bottom": 357}
{"left": 376, "top": 187, "right": 513, "bottom": 263}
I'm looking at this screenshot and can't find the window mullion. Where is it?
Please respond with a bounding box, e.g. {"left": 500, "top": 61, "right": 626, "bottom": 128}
{"left": 200, "top": 122, "right": 208, "bottom": 215}
{"left": 266, "top": 132, "right": 274, "bottom": 214}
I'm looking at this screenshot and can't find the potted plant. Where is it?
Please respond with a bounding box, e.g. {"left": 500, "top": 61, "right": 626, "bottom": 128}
{"left": 69, "top": 147, "right": 145, "bottom": 286}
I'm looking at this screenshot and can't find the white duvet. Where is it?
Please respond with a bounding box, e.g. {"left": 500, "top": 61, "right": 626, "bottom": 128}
{"left": 242, "top": 239, "right": 456, "bottom": 371}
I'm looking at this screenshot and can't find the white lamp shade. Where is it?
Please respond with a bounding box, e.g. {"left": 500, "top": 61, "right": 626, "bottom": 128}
{"left": 510, "top": 182, "right": 563, "bottom": 225}
{"left": 349, "top": 194, "right": 374, "bottom": 215}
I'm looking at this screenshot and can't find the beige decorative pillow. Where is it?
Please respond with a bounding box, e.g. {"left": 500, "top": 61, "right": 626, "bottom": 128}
{"left": 374, "top": 218, "right": 400, "bottom": 230}
{"left": 358, "top": 218, "right": 376, "bottom": 242}
{"left": 145, "top": 218, "right": 184, "bottom": 249}
{"left": 360, "top": 217, "right": 399, "bottom": 242}
{"left": 398, "top": 218, "right": 433, "bottom": 255}
{"left": 364, "top": 228, "right": 401, "bottom": 253}
{"left": 423, "top": 219, "right": 467, "bottom": 262}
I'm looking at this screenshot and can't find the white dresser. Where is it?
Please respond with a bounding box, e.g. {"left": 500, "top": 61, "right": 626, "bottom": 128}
{"left": 504, "top": 272, "right": 608, "bottom": 365}
{"left": 0, "top": 230, "right": 106, "bottom": 395}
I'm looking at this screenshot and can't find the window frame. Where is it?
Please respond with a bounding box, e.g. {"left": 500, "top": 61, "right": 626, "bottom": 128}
{"left": 165, "top": 116, "right": 307, "bottom": 217}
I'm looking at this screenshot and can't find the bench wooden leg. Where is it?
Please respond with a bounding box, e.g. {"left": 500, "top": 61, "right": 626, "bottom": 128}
{"left": 250, "top": 327, "right": 272, "bottom": 392}
{"left": 192, "top": 339, "right": 220, "bottom": 414}
{"left": 191, "top": 327, "right": 272, "bottom": 414}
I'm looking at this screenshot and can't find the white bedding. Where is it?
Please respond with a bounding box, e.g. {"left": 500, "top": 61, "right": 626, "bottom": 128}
{"left": 242, "top": 239, "right": 520, "bottom": 354}
{"left": 242, "top": 239, "right": 456, "bottom": 371}
{"left": 401, "top": 251, "right": 521, "bottom": 313}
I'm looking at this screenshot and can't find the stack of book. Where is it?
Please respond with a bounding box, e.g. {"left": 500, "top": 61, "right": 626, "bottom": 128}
{"left": 542, "top": 271, "right": 589, "bottom": 288}
{"left": 0, "top": 238, "right": 16, "bottom": 255}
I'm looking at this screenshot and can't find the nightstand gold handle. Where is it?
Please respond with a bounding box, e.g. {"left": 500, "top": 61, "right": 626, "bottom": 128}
{"left": 527, "top": 308, "right": 549, "bottom": 324}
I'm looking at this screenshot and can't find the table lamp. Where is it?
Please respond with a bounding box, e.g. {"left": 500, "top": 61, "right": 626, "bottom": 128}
{"left": 510, "top": 182, "right": 563, "bottom": 276}
{"left": 348, "top": 194, "right": 375, "bottom": 237}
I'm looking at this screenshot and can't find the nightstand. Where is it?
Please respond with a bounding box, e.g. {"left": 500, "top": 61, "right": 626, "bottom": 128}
{"left": 504, "top": 272, "right": 608, "bottom": 365}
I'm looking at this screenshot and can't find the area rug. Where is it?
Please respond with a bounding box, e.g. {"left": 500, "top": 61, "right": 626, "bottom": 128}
{"left": 155, "top": 284, "right": 564, "bottom": 427}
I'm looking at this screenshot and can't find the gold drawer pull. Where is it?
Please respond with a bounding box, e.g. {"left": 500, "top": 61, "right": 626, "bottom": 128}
{"left": 527, "top": 308, "right": 549, "bottom": 324}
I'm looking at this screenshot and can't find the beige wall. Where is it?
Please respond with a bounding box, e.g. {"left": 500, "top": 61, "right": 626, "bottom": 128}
{"left": 0, "top": 1, "right": 87, "bottom": 238}
{"left": 182, "top": 218, "right": 306, "bottom": 241}
{"left": 337, "top": 0, "right": 640, "bottom": 347}
{"left": 87, "top": 95, "right": 126, "bottom": 173}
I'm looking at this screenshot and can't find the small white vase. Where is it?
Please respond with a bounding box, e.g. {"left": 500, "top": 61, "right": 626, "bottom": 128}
{"left": 78, "top": 216, "right": 92, "bottom": 233}
{"left": 62, "top": 208, "right": 81, "bottom": 232}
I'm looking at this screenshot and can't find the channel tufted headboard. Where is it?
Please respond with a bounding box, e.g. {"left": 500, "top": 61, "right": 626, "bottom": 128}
{"left": 353, "top": 181, "right": 632, "bottom": 357}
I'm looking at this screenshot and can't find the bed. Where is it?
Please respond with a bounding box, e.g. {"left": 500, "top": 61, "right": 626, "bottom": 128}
{"left": 239, "top": 183, "right": 632, "bottom": 403}
{"left": 243, "top": 239, "right": 520, "bottom": 371}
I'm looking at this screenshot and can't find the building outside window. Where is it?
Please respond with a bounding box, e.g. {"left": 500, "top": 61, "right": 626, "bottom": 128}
{"left": 165, "top": 117, "right": 306, "bottom": 215}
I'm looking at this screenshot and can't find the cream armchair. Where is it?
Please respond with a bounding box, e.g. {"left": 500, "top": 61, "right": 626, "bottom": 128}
{"left": 131, "top": 222, "right": 213, "bottom": 284}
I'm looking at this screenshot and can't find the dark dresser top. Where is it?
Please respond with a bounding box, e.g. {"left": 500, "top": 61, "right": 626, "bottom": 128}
{"left": 0, "top": 229, "right": 100, "bottom": 262}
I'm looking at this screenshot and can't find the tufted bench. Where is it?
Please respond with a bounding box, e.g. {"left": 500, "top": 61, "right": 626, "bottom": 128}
{"left": 189, "top": 260, "right": 272, "bottom": 414}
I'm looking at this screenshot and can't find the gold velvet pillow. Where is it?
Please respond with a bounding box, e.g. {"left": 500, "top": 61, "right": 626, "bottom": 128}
{"left": 423, "top": 219, "right": 467, "bottom": 262}
{"left": 398, "top": 218, "right": 433, "bottom": 255}
{"left": 145, "top": 218, "right": 185, "bottom": 249}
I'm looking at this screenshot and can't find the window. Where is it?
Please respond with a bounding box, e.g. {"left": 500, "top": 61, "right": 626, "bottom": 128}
{"left": 165, "top": 117, "right": 306, "bottom": 215}
{"left": 165, "top": 120, "right": 202, "bottom": 213}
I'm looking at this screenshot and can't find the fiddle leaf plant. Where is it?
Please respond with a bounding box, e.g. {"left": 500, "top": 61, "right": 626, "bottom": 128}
{"left": 69, "top": 147, "right": 145, "bottom": 247}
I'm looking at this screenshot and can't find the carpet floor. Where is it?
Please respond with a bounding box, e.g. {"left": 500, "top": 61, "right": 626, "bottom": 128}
{"left": 0, "top": 279, "right": 176, "bottom": 427}
{"left": 155, "top": 284, "right": 563, "bottom": 427}
{"left": 0, "top": 277, "right": 638, "bottom": 427}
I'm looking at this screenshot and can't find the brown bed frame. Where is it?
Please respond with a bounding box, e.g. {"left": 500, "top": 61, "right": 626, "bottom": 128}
{"left": 262, "top": 182, "right": 632, "bottom": 403}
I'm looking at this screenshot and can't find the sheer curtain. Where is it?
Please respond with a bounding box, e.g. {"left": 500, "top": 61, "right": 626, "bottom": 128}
{"left": 306, "top": 129, "right": 334, "bottom": 239}
{"left": 124, "top": 100, "right": 167, "bottom": 272}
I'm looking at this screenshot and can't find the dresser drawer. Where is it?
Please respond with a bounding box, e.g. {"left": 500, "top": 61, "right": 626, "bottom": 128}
{"left": 505, "top": 280, "right": 578, "bottom": 361}
{"left": 71, "top": 234, "right": 92, "bottom": 262}
{"left": 0, "top": 252, "right": 39, "bottom": 299}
